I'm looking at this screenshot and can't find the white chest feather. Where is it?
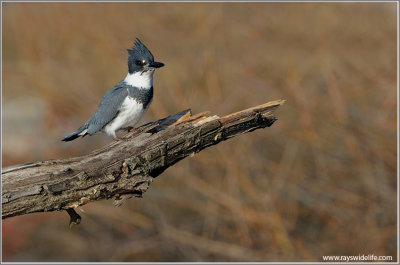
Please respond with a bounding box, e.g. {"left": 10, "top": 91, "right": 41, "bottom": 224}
{"left": 103, "top": 71, "right": 154, "bottom": 136}
{"left": 124, "top": 71, "right": 154, "bottom": 89}
{"left": 103, "top": 96, "right": 147, "bottom": 136}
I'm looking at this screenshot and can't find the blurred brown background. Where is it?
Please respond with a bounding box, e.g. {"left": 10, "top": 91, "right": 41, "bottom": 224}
{"left": 2, "top": 2, "right": 397, "bottom": 262}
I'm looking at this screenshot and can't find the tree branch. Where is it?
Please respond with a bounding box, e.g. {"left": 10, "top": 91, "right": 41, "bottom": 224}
{"left": 2, "top": 99, "right": 285, "bottom": 221}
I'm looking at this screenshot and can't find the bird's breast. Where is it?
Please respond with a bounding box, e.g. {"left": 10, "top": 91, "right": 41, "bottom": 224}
{"left": 127, "top": 86, "right": 153, "bottom": 109}
{"left": 103, "top": 96, "right": 147, "bottom": 135}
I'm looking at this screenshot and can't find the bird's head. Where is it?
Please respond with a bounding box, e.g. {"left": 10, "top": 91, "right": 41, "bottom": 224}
{"left": 127, "top": 38, "right": 164, "bottom": 74}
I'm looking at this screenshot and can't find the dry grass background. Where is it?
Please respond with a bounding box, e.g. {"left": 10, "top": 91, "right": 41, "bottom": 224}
{"left": 2, "top": 2, "right": 397, "bottom": 262}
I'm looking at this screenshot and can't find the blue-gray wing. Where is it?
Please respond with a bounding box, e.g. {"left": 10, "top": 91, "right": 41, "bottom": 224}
{"left": 85, "top": 81, "right": 128, "bottom": 135}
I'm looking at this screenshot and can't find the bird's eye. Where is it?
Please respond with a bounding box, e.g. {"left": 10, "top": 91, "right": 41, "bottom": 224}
{"left": 135, "top": 60, "right": 146, "bottom": 66}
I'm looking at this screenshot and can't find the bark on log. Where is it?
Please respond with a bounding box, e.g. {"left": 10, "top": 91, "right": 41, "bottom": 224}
{"left": 2, "top": 99, "right": 285, "bottom": 223}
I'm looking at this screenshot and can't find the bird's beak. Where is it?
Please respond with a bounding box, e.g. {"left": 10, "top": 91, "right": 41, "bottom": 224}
{"left": 148, "top": 61, "right": 164, "bottom": 68}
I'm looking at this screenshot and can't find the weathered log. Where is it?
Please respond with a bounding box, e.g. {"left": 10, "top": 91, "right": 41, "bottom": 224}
{"left": 2, "top": 99, "right": 285, "bottom": 223}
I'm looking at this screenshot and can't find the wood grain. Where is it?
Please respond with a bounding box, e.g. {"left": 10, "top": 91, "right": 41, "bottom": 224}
{"left": 2, "top": 99, "right": 285, "bottom": 221}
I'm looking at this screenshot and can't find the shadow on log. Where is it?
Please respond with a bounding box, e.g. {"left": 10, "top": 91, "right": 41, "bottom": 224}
{"left": 2, "top": 99, "right": 285, "bottom": 225}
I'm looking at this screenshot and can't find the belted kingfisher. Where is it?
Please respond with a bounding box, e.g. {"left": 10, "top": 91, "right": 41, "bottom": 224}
{"left": 62, "top": 38, "right": 164, "bottom": 141}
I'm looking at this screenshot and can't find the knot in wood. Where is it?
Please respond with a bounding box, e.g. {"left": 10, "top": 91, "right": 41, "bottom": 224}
{"left": 122, "top": 157, "right": 141, "bottom": 178}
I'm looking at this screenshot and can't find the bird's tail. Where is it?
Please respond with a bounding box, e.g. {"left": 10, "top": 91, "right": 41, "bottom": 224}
{"left": 62, "top": 125, "right": 88, "bottom": 142}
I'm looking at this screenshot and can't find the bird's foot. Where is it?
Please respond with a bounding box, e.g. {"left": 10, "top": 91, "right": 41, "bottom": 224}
{"left": 112, "top": 132, "right": 123, "bottom": 141}
{"left": 122, "top": 126, "right": 136, "bottom": 132}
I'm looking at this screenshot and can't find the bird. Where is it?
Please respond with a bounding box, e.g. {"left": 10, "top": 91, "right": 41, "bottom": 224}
{"left": 62, "top": 38, "right": 164, "bottom": 142}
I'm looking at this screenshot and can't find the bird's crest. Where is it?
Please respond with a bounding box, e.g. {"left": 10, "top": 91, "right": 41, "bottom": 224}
{"left": 127, "top": 38, "right": 154, "bottom": 61}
